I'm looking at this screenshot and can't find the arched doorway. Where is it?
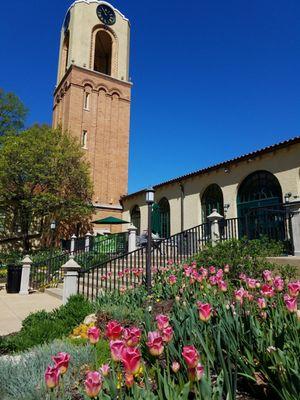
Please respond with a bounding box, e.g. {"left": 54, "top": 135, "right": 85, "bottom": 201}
{"left": 130, "top": 205, "right": 141, "bottom": 235}
{"left": 94, "top": 30, "right": 112, "bottom": 75}
{"left": 237, "top": 171, "right": 285, "bottom": 240}
{"left": 201, "top": 184, "right": 224, "bottom": 221}
{"left": 152, "top": 198, "right": 171, "bottom": 238}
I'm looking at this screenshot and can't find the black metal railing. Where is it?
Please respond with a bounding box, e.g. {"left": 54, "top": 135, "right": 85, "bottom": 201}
{"left": 78, "top": 222, "right": 211, "bottom": 299}
{"left": 220, "top": 218, "right": 241, "bottom": 241}
{"left": 78, "top": 246, "right": 147, "bottom": 300}
{"left": 30, "top": 232, "right": 129, "bottom": 290}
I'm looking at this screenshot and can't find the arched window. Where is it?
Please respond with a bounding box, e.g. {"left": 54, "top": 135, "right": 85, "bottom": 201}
{"left": 237, "top": 170, "right": 284, "bottom": 240}
{"left": 84, "top": 92, "right": 90, "bottom": 110}
{"left": 201, "top": 184, "right": 224, "bottom": 221}
{"left": 94, "top": 30, "right": 112, "bottom": 75}
{"left": 237, "top": 171, "right": 282, "bottom": 212}
{"left": 81, "top": 130, "right": 88, "bottom": 148}
{"left": 153, "top": 198, "right": 170, "bottom": 238}
{"left": 131, "top": 205, "right": 141, "bottom": 235}
{"left": 60, "top": 31, "right": 69, "bottom": 79}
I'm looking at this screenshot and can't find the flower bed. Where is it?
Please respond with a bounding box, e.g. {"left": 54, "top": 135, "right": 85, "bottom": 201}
{"left": 36, "top": 261, "right": 300, "bottom": 399}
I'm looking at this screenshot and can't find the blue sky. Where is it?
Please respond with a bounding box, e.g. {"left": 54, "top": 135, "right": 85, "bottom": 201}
{"left": 0, "top": 0, "right": 299, "bottom": 193}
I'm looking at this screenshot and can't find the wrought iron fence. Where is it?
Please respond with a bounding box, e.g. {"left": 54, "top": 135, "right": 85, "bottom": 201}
{"left": 30, "top": 232, "right": 129, "bottom": 290}
{"left": 220, "top": 209, "right": 294, "bottom": 254}
{"left": 78, "top": 222, "right": 211, "bottom": 299}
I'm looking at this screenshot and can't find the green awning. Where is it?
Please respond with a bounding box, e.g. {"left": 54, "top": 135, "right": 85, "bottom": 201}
{"left": 92, "top": 216, "right": 130, "bottom": 225}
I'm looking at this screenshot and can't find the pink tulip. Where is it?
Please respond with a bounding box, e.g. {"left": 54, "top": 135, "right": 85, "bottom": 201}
{"left": 110, "top": 340, "right": 125, "bottom": 362}
{"left": 156, "top": 314, "right": 169, "bottom": 331}
{"left": 216, "top": 269, "right": 223, "bottom": 279}
{"left": 224, "top": 264, "right": 230, "bottom": 273}
{"left": 209, "top": 275, "right": 218, "bottom": 286}
{"left": 234, "top": 287, "right": 247, "bottom": 303}
{"left": 188, "top": 363, "right": 205, "bottom": 382}
{"left": 246, "top": 278, "right": 257, "bottom": 290}
{"left": 284, "top": 295, "right": 297, "bottom": 313}
{"left": 169, "top": 275, "right": 177, "bottom": 285}
{"left": 171, "top": 361, "right": 180, "bottom": 373}
{"left": 274, "top": 276, "right": 284, "bottom": 292}
{"left": 121, "top": 346, "right": 141, "bottom": 375}
{"left": 239, "top": 273, "right": 247, "bottom": 282}
{"left": 162, "top": 326, "right": 174, "bottom": 343}
{"left": 147, "top": 331, "right": 164, "bottom": 356}
{"left": 288, "top": 281, "right": 300, "bottom": 297}
{"left": 106, "top": 321, "right": 123, "bottom": 340}
{"left": 200, "top": 267, "right": 208, "bottom": 277}
{"left": 218, "top": 280, "right": 228, "bottom": 292}
{"left": 99, "top": 364, "right": 110, "bottom": 377}
{"left": 262, "top": 270, "right": 273, "bottom": 282}
{"left": 257, "top": 297, "right": 267, "bottom": 309}
{"left": 123, "top": 327, "right": 141, "bottom": 347}
{"left": 84, "top": 371, "right": 102, "bottom": 398}
{"left": 209, "top": 266, "right": 216, "bottom": 275}
{"left": 87, "top": 327, "right": 100, "bottom": 345}
{"left": 261, "top": 284, "right": 275, "bottom": 298}
{"left": 51, "top": 352, "right": 70, "bottom": 375}
{"left": 182, "top": 345, "right": 200, "bottom": 368}
{"left": 45, "top": 365, "right": 60, "bottom": 389}
{"left": 197, "top": 302, "right": 212, "bottom": 322}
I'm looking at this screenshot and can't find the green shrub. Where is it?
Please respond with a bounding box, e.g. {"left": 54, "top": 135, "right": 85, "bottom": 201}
{"left": 0, "top": 295, "right": 93, "bottom": 354}
{"left": 0, "top": 339, "right": 94, "bottom": 400}
{"left": 195, "top": 237, "right": 291, "bottom": 279}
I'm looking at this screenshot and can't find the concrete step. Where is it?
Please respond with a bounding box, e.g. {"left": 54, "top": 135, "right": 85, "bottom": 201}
{"left": 267, "top": 256, "right": 300, "bottom": 278}
{"left": 45, "top": 287, "right": 63, "bottom": 300}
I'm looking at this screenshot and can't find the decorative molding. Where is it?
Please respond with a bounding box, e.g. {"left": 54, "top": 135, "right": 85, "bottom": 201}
{"left": 92, "top": 202, "right": 123, "bottom": 210}
{"left": 66, "top": 1, "right": 129, "bottom": 23}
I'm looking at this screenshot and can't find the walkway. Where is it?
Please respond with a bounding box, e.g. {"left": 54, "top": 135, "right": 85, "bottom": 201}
{"left": 0, "top": 290, "right": 62, "bottom": 336}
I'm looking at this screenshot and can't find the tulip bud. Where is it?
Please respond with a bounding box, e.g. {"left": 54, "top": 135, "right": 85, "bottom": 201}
{"left": 171, "top": 361, "right": 180, "bottom": 373}
{"left": 45, "top": 366, "right": 60, "bottom": 390}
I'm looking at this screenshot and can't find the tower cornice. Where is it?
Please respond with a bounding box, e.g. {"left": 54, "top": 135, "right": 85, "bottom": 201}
{"left": 65, "top": 1, "right": 129, "bottom": 25}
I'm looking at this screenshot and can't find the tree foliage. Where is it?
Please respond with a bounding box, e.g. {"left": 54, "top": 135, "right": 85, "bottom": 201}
{"left": 0, "top": 88, "right": 28, "bottom": 136}
{"left": 0, "top": 125, "right": 93, "bottom": 251}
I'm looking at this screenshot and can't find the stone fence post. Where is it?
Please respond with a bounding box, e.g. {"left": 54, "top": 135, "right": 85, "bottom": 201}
{"left": 286, "top": 201, "right": 300, "bottom": 256}
{"left": 70, "top": 234, "right": 77, "bottom": 254}
{"left": 61, "top": 256, "right": 81, "bottom": 305}
{"left": 128, "top": 225, "right": 137, "bottom": 252}
{"left": 207, "top": 209, "right": 224, "bottom": 247}
{"left": 85, "top": 232, "right": 92, "bottom": 253}
{"left": 19, "top": 255, "right": 32, "bottom": 295}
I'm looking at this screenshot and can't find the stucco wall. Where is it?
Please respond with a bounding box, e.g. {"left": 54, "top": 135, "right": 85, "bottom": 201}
{"left": 122, "top": 143, "right": 300, "bottom": 235}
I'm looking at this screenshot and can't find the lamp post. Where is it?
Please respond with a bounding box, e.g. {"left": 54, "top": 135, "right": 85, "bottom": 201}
{"left": 145, "top": 187, "right": 155, "bottom": 293}
{"left": 50, "top": 220, "right": 56, "bottom": 250}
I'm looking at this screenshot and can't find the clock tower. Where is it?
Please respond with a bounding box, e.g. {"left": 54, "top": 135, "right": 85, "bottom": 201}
{"left": 53, "top": 1, "right": 131, "bottom": 232}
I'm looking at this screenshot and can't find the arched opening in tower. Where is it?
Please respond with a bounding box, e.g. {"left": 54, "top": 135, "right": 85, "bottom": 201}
{"left": 94, "top": 30, "right": 112, "bottom": 75}
{"left": 61, "top": 31, "right": 70, "bottom": 77}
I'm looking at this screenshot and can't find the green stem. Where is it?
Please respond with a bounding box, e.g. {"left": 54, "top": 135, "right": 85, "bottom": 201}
{"left": 94, "top": 344, "right": 98, "bottom": 369}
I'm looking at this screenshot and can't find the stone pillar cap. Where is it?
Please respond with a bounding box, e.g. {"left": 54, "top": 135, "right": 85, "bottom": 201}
{"left": 22, "top": 255, "right": 33, "bottom": 264}
{"left": 71, "top": 234, "right": 77, "bottom": 239}
{"left": 207, "top": 209, "right": 223, "bottom": 221}
{"left": 85, "top": 232, "right": 92, "bottom": 237}
{"left": 62, "top": 255, "right": 81, "bottom": 271}
{"left": 128, "top": 224, "right": 138, "bottom": 231}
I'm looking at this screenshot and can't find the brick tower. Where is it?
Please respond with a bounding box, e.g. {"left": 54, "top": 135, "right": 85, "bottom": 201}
{"left": 53, "top": 1, "right": 131, "bottom": 232}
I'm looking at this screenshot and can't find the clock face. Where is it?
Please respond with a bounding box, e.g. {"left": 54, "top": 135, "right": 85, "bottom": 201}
{"left": 96, "top": 4, "right": 116, "bottom": 26}
{"left": 64, "top": 11, "right": 70, "bottom": 32}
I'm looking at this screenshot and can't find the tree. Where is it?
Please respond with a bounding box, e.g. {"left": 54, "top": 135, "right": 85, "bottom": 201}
{"left": 0, "top": 125, "right": 93, "bottom": 252}
{"left": 0, "top": 89, "right": 28, "bottom": 136}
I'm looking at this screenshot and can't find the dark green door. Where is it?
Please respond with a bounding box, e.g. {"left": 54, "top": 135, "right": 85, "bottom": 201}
{"left": 237, "top": 171, "right": 284, "bottom": 240}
